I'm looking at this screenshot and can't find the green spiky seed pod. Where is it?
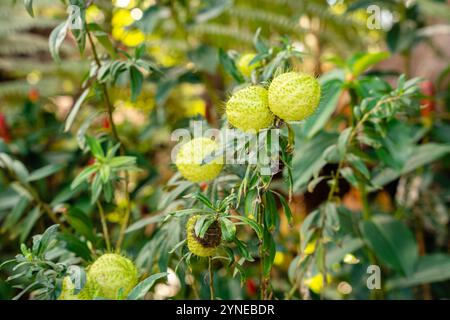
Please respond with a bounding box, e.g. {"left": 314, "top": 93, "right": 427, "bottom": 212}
{"left": 186, "top": 215, "right": 221, "bottom": 257}
{"left": 58, "top": 276, "right": 94, "bottom": 300}
{"left": 87, "top": 253, "right": 138, "bottom": 300}
{"left": 268, "top": 72, "right": 321, "bottom": 121}
{"left": 226, "top": 86, "right": 274, "bottom": 132}
{"left": 237, "top": 53, "right": 259, "bottom": 77}
{"left": 175, "top": 137, "right": 223, "bottom": 183}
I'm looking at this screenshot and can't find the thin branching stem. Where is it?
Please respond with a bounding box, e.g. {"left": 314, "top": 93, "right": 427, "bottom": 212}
{"left": 85, "top": 23, "right": 131, "bottom": 252}
{"left": 208, "top": 257, "right": 215, "bottom": 300}
{"left": 96, "top": 200, "right": 111, "bottom": 252}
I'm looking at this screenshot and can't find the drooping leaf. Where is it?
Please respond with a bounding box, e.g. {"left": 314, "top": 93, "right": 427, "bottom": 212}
{"left": 372, "top": 143, "right": 450, "bottom": 188}
{"left": 24, "top": 0, "right": 34, "bottom": 17}
{"left": 350, "top": 52, "right": 390, "bottom": 78}
{"left": 49, "top": 22, "right": 68, "bottom": 62}
{"left": 20, "top": 207, "right": 41, "bottom": 243}
{"left": 129, "top": 65, "right": 144, "bottom": 102}
{"left": 27, "top": 164, "right": 65, "bottom": 182}
{"left": 386, "top": 254, "right": 450, "bottom": 290}
{"left": 219, "top": 48, "right": 244, "bottom": 83}
{"left": 127, "top": 272, "right": 168, "bottom": 300}
{"left": 85, "top": 135, "right": 104, "bottom": 159}
{"left": 195, "top": 0, "right": 233, "bottom": 23}
{"left": 65, "top": 88, "right": 90, "bottom": 132}
{"left": 291, "top": 131, "right": 338, "bottom": 192}
{"left": 361, "top": 215, "right": 418, "bottom": 276}
{"left": 300, "top": 79, "right": 343, "bottom": 138}
{"left": 220, "top": 218, "right": 236, "bottom": 241}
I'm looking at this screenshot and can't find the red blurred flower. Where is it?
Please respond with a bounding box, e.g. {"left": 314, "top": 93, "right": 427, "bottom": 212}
{"left": 200, "top": 182, "right": 208, "bottom": 192}
{"left": 420, "top": 80, "right": 435, "bottom": 117}
{"left": 102, "top": 117, "right": 110, "bottom": 129}
{"left": 0, "top": 113, "right": 11, "bottom": 143}
{"left": 246, "top": 278, "right": 257, "bottom": 296}
{"left": 28, "top": 88, "right": 40, "bottom": 102}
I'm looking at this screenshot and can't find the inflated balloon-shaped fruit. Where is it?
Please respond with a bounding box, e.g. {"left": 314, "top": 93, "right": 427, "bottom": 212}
{"left": 175, "top": 137, "right": 223, "bottom": 183}
{"left": 87, "top": 253, "right": 138, "bottom": 300}
{"left": 226, "top": 86, "right": 274, "bottom": 133}
{"left": 268, "top": 72, "right": 321, "bottom": 121}
{"left": 186, "top": 215, "right": 221, "bottom": 257}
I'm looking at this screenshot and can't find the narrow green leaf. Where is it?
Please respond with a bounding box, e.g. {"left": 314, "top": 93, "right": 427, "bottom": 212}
{"left": 24, "top": 0, "right": 34, "bottom": 17}
{"left": 126, "top": 214, "right": 164, "bottom": 233}
{"left": 350, "top": 52, "right": 390, "bottom": 78}
{"left": 337, "top": 127, "right": 352, "bottom": 159}
{"left": 231, "top": 215, "right": 262, "bottom": 239}
{"left": 271, "top": 191, "right": 293, "bottom": 226}
{"left": 65, "top": 88, "right": 90, "bottom": 132}
{"left": 2, "top": 197, "right": 29, "bottom": 231}
{"left": 85, "top": 135, "right": 104, "bottom": 159}
{"left": 220, "top": 218, "right": 236, "bottom": 241}
{"left": 361, "top": 215, "right": 418, "bottom": 276}
{"left": 301, "top": 79, "right": 343, "bottom": 138}
{"left": 20, "top": 207, "right": 41, "bottom": 243}
{"left": 71, "top": 165, "right": 98, "bottom": 189}
{"left": 127, "top": 273, "right": 167, "bottom": 300}
{"left": 129, "top": 65, "right": 144, "bottom": 102}
{"left": 386, "top": 254, "right": 450, "bottom": 289}
{"left": 49, "top": 22, "right": 68, "bottom": 62}
{"left": 219, "top": 48, "right": 244, "bottom": 83}
{"left": 27, "top": 163, "right": 65, "bottom": 182}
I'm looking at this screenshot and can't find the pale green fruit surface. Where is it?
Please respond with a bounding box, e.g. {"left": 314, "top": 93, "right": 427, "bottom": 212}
{"left": 186, "top": 215, "right": 219, "bottom": 257}
{"left": 268, "top": 72, "right": 321, "bottom": 121}
{"left": 226, "top": 86, "right": 274, "bottom": 132}
{"left": 87, "top": 253, "right": 138, "bottom": 300}
{"left": 58, "top": 276, "right": 94, "bottom": 300}
{"left": 237, "top": 53, "right": 259, "bottom": 77}
{"left": 175, "top": 137, "right": 223, "bottom": 183}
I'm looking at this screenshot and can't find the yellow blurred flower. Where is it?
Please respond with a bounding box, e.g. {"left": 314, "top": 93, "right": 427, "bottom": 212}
{"left": 305, "top": 273, "right": 332, "bottom": 294}
{"left": 166, "top": 83, "right": 207, "bottom": 120}
{"left": 86, "top": 5, "right": 104, "bottom": 24}
{"left": 112, "top": 86, "right": 156, "bottom": 113}
{"left": 122, "top": 29, "right": 146, "bottom": 47}
{"left": 329, "top": 3, "right": 346, "bottom": 15}
{"left": 112, "top": 8, "right": 146, "bottom": 47}
{"left": 106, "top": 198, "right": 130, "bottom": 223}
{"left": 183, "top": 98, "right": 206, "bottom": 118}
{"left": 304, "top": 241, "right": 316, "bottom": 255}
{"left": 273, "top": 252, "right": 285, "bottom": 266}
{"left": 106, "top": 211, "right": 124, "bottom": 224}
{"left": 343, "top": 253, "right": 360, "bottom": 264}
{"left": 112, "top": 9, "right": 134, "bottom": 27}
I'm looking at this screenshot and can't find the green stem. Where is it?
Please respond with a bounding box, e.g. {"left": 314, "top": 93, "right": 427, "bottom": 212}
{"left": 208, "top": 257, "right": 215, "bottom": 300}
{"left": 257, "top": 193, "right": 265, "bottom": 300}
{"left": 115, "top": 176, "right": 131, "bottom": 252}
{"left": 86, "top": 24, "right": 131, "bottom": 251}
{"left": 359, "top": 182, "right": 371, "bottom": 220}
{"left": 97, "top": 201, "right": 111, "bottom": 252}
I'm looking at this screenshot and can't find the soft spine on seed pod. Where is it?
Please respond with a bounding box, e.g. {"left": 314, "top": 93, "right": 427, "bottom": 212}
{"left": 226, "top": 85, "right": 274, "bottom": 133}
{"left": 268, "top": 72, "right": 321, "bottom": 122}
{"left": 186, "top": 215, "right": 221, "bottom": 257}
{"left": 175, "top": 137, "right": 223, "bottom": 183}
